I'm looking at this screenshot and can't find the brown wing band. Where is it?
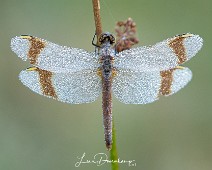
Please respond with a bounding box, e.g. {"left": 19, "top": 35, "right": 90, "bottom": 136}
{"left": 36, "top": 68, "right": 57, "bottom": 99}
{"left": 169, "top": 36, "right": 187, "bottom": 64}
{"left": 28, "top": 37, "right": 45, "bottom": 65}
{"left": 159, "top": 69, "right": 175, "bottom": 95}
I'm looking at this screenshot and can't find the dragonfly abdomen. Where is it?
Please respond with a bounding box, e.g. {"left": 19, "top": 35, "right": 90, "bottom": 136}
{"left": 102, "top": 75, "right": 113, "bottom": 150}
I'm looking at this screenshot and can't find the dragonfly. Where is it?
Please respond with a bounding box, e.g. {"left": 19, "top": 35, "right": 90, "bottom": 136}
{"left": 11, "top": 32, "right": 203, "bottom": 150}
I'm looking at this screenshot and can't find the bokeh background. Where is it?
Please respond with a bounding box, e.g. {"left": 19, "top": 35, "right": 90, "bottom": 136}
{"left": 0, "top": 0, "right": 211, "bottom": 170}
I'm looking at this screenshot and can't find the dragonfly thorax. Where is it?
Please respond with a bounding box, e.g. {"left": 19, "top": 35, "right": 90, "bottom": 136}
{"left": 98, "top": 33, "right": 116, "bottom": 78}
{"left": 100, "top": 55, "right": 114, "bottom": 78}
{"left": 98, "top": 32, "right": 116, "bottom": 61}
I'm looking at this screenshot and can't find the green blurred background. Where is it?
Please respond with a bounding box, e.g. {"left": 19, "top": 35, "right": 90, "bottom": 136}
{"left": 0, "top": 0, "right": 211, "bottom": 170}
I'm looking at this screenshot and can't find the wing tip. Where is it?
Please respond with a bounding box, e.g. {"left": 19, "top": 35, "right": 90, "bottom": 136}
{"left": 184, "top": 33, "right": 203, "bottom": 60}
{"left": 19, "top": 69, "right": 42, "bottom": 95}
{"left": 170, "top": 67, "right": 192, "bottom": 95}
{"left": 11, "top": 36, "right": 30, "bottom": 61}
{"left": 186, "top": 33, "right": 203, "bottom": 45}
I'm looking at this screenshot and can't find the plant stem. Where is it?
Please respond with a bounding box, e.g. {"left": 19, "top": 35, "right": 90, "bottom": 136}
{"left": 110, "top": 117, "right": 119, "bottom": 170}
{"left": 92, "top": 0, "right": 102, "bottom": 40}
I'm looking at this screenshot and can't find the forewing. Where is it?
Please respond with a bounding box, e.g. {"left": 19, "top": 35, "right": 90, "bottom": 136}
{"left": 11, "top": 35, "right": 99, "bottom": 73}
{"left": 19, "top": 68, "right": 101, "bottom": 104}
{"left": 112, "top": 67, "right": 192, "bottom": 104}
{"left": 114, "top": 33, "right": 203, "bottom": 71}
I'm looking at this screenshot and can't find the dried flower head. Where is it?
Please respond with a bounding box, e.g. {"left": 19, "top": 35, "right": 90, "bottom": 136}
{"left": 115, "top": 18, "right": 139, "bottom": 52}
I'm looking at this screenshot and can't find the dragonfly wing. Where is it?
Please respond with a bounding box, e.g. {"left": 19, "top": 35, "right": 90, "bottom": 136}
{"left": 19, "top": 68, "right": 101, "bottom": 104}
{"left": 11, "top": 35, "right": 99, "bottom": 73}
{"left": 112, "top": 67, "right": 192, "bottom": 104}
{"left": 114, "top": 33, "right": 203, "bottom": 71}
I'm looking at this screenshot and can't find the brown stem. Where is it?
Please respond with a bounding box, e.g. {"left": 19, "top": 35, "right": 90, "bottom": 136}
{"left": 92, "top": 0, "right": 103, "bottom": 40}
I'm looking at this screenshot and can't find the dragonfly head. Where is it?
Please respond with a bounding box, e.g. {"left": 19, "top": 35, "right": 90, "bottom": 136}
{"left": 99, "top": 32, "right": 116, "bottom": 46}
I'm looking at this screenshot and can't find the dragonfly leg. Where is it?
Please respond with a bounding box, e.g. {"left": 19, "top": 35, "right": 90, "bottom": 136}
{"left": 94, "top": 47, "right": 100, "bottom": 56}
{"left": 114, "top": 44, "right": 118, "bottom": 55}
{"left": 92, "top": 32, "right": 100, "bottom": 48}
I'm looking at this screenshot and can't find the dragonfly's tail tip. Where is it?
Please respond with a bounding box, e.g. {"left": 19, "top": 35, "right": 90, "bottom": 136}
{"left": 106, "top": 144, "right": 112, "bottom": 151}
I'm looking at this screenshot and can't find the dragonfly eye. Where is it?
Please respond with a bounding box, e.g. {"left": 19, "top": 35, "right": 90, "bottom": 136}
{"left": 99, "top": 33, "right": 116, "bottom": 45}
